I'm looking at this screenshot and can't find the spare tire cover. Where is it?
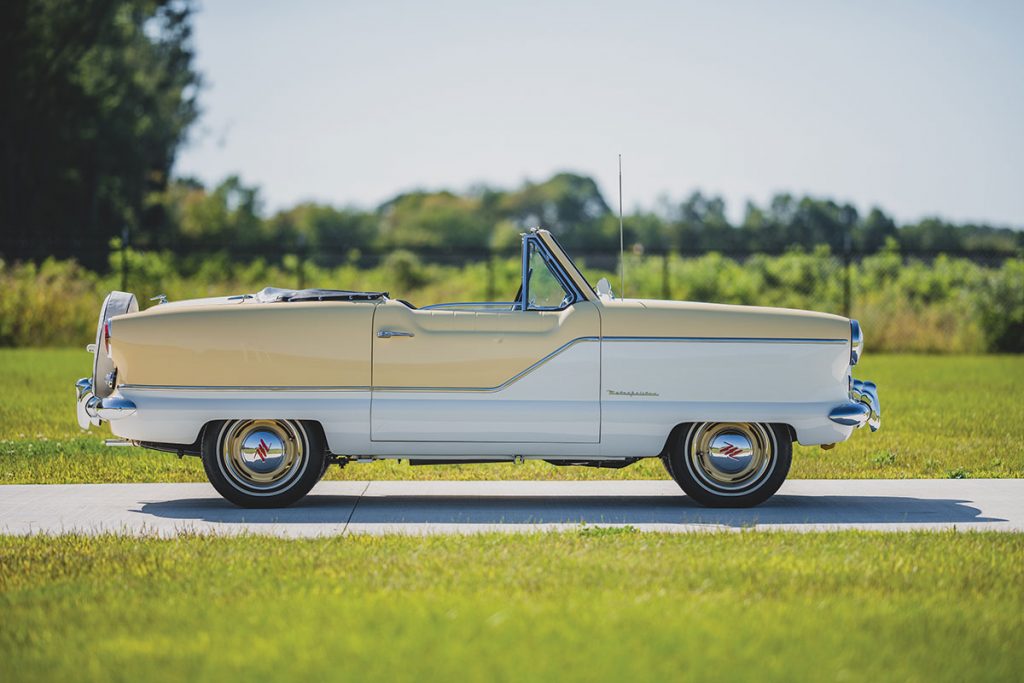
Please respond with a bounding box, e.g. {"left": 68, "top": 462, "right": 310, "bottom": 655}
{"left": 92, "top": 291, "right": 138, "bottom": 398}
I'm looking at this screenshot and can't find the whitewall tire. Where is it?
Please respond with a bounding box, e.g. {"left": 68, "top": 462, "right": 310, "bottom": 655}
{"left": 667, "top": 422, "right": 791, "bottom": 508}
{"left": 201, "top": 419, "right": 325, "bottom": 508}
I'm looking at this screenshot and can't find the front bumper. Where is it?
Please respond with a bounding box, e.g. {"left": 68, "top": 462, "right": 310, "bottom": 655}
{"left": 76, "top": 377, "right": 137, "bottom": 429}
{"left": 828, "top": 378, "right": 881, "bottom": 432}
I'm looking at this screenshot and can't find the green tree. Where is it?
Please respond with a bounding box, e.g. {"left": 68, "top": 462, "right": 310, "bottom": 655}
{"left": 377, "top": 191, "right": 490, "bottom": 251}
{"left": 174, "top": 176, "right": 262, "bottom": 245}
{"left": 0, "top": 0, "right": 201, "bottom": 269}
{"left": 856, "top": 208, "right": 898, "bottom": 252}
{"left": 672, "top": 191, "right": 735, "bottom": 252}
{"left": 498, "top": 173, "right": 612, "bottom": 250}
{"left": 268, "top": 202, "right": 376, "bottom": 265}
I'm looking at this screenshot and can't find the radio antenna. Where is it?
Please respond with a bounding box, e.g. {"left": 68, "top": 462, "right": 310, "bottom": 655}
{"left": 618, "top": 154, "right": 625, "bottom": 298}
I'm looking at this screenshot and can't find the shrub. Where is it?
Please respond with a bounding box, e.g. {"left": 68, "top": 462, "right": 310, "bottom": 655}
{"left": 0, "top": 251, "right": 1018, "bottom": 352}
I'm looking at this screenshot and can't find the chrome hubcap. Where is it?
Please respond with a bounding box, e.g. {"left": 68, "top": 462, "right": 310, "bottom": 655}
{"left": 240, "top": 430, "right": 287, "bottom": 475}
{"left": 219, "top": 420, "right": 306, "bottom": 493}
{"left": 688, "top": 422, "right": 775, "bottom": 493}
{"left": 708, "top": 432, "right": 755, "bottom": 475}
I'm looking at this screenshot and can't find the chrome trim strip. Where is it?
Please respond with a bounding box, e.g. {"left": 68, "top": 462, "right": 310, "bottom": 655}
{"left": 421, "top": 301, "right": 517, "bottom": 311}
{"left": 520, "top": 233, "right": 530, "bottom": 311}
{"left": 603, "top": 336, "right": 848, "bottom": 344}
{"left": 119, "top": 384, "right": 372, "bottom": 392}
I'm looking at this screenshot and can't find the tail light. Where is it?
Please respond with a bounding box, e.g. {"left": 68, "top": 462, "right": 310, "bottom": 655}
{"left": 103, "top": 322, "right": 112, "bottom": 356}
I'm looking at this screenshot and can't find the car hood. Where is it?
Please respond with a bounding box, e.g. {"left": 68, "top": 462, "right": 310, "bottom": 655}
{"left": 598, "top": 298, "right": 851, "bottom": 341}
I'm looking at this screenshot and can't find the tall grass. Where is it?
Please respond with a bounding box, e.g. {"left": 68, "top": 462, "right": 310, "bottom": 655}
{"left": 1, "top": 248, "right": 1020, "bottom": 351}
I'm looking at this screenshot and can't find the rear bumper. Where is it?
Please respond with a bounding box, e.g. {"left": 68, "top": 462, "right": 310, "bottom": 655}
{"left": 828, "top": 378, "right": 881, "bottom": 432}
{"left": 75, "top": 377, "right": 137, "bottom": 429}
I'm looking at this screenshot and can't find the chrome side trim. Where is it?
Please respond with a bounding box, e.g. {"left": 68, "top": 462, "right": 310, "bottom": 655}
{"left": 603, "top": 336, "right": 847, "bottom": 344}
{"left": 421, "top": 302, "right": 517, "bottom": 311}
{"left": 120, "top": 384, "right": 372, "bottom": 392}
{"left": 520, "top": 233, "right": 530, "bottom": 311}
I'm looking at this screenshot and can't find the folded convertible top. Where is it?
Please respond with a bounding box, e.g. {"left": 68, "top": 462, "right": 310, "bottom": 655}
{"left": 255, "top": 287, "right": 388, "bottom": 303}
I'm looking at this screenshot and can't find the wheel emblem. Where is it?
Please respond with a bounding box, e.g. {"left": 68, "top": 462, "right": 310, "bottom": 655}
{"left": 719, "top": 442, "right": 744, "bottom": 458}
{"left": 235, "top": 427, "right": 293, "bottom": 477}
{"left": 254, "top": 438, "right": 270, "bottom": 462}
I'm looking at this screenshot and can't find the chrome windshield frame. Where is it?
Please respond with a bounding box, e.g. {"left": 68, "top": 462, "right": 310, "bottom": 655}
{"left": 520, "top": 232, "right": 584, "bottom": 312}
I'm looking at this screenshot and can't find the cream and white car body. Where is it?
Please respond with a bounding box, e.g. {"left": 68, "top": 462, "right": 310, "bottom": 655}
{"left": 76, "top": 229, "right": 880, "bottom": 506}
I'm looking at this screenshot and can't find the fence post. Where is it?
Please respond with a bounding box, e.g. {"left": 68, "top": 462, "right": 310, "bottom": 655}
{"left": 842, "top": 233, "right": 852, "bottom": 318}
{"left": 120, "top": 226, "right": 129, "bottom": 292}
{"left": 486, "top": 252, "right": 495, "bottom": 301}
{"left": 661, "top": 253, "right": 671, "bottom": 300}
{"left": 297, "top": 235, "right": 306, "bottom": 290}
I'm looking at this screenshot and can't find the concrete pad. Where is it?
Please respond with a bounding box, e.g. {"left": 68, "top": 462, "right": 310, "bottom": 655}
{"left": 0, "top": 479, "right": 1021, "bottom": 537}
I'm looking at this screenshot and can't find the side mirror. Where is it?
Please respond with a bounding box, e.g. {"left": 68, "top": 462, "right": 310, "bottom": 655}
{"left": 595, "top": 277, "right": 614, "bottom": 300}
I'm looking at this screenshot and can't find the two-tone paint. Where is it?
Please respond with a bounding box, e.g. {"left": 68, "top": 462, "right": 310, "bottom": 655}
{"left": 85, "top": 229, "right": 877, "bottom": 464}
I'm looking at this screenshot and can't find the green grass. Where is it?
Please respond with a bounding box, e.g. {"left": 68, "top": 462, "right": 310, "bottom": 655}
{"left": 2, "top": 349, "right": 1022, "bottom": 484}
{"left": 1, "top": 531, "right": 1021, "bottom": 683}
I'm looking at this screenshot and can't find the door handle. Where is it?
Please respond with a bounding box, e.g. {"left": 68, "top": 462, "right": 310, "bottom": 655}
{"left": 377, "top": 330, "right": 415, "bottom": 338}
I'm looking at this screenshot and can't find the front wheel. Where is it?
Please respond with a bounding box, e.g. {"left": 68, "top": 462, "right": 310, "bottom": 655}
{"left": 202, "top": 419, "right": 325, "bottom": 508}
{"left": 667, "top": 422, "right": 791, "bottom": 508}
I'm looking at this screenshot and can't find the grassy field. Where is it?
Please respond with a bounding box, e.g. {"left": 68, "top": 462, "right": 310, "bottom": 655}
{"left": 1, "top": 349, "right": 1022, "bottom": 483}
{"left": 0, "top": 530, "right": 1020, "bottom": 683}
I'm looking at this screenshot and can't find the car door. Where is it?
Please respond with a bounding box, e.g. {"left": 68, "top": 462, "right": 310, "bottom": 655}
{"left": 370, "top": 246, "right": 601, "bottom": 443}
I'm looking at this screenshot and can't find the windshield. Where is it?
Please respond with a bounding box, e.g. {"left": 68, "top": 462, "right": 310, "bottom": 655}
{"left": 546, "top": 233, "right": 595, "bottom": 297}
{"left": 526, "top": 242, "right": 572, "bottom": 310}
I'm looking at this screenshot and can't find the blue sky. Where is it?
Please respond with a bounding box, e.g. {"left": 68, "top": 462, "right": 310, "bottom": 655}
{"left": 174, "top": 0, "right": 1024, "bottom": 226}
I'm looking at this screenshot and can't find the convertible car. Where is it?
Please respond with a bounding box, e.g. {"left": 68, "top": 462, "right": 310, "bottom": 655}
{"left": 76, "top": 228, "right": 880, "bottom": 508}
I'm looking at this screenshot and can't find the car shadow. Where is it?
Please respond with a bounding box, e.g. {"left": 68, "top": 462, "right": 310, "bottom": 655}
{"left": 137, "top": 493, "right": 1007, "bottom": 528}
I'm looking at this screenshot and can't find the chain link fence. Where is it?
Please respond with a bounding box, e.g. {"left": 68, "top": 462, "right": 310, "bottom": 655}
{"left": 1, "top": 242, "right": 1021, "bottom": 351}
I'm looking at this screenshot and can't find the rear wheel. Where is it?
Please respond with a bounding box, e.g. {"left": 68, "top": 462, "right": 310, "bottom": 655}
{"left": 667, "top": 422, "right": 791, "bottom": 508}
{"left": 201, "top": 419, "right": 325, "bottom": 508}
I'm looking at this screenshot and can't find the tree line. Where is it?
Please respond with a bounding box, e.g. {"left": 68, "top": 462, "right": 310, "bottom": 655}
{"left": 1, "top": 0, "right": 1020, "bottom": 272}
{"left": 137, "top": 173, "right": 1021, "bottom": 268}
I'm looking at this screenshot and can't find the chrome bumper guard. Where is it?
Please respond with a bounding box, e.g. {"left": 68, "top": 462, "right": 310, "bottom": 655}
{"left": 76, "top": 377, "right": 137, "bottom": 429}
{"left": 828, "top": 379, "right": 881, "bottom": 432}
